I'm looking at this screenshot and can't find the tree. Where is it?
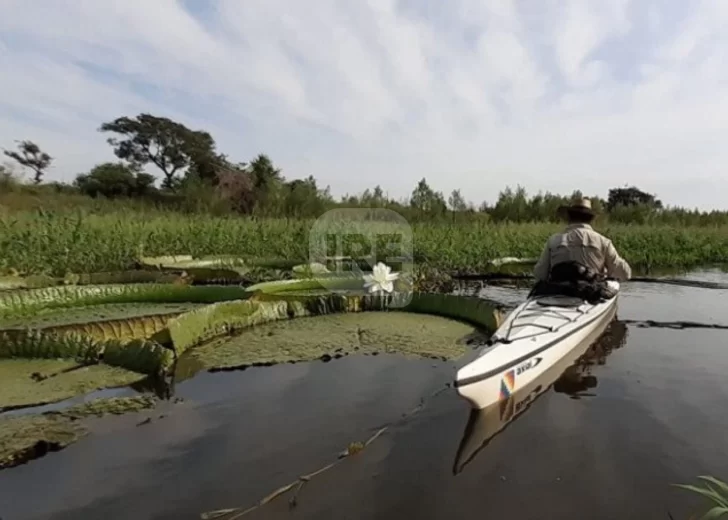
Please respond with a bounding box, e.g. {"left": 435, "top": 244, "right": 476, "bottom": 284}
{"left": 448, "top": 189, "right": 468, "bottom": 212}
{"left": 490, "top": 185, "right": 529, "bottom": 222}
{"left": 607, "top": 186, "right": 662, "bottom": 211}
{"left": 185, "top": 152, "right": 239, "bottom": 185}
{"left": 248, "top": 154, "right": 283, "bottom": 192}
{"left": 74, "top": 162, "right": 156, "bottom": 198}
{"left": 0, "top": 163, "right": 21, "bottom": 191}
{"left": 247, "top": 154, "right": 285, "bottom": 212}
{"left": 356, "top": 185, "right": 387, "bottom": 208}
{"left": 99, "top": 114, "right": 216, "bottom": 190}
{"left": 410, "top": 178, "right": 447, "bottom": 216}
{"left": 3, "top": 140, "right": 52, "bottom": 184}
{"left": 215, "top": 164, "right": 256, "bottom": 214}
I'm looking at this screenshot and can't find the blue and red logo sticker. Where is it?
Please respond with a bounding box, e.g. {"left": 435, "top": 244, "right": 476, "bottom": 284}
{"left": 498, "top": 356, "right": 543, "bottom": 401}
{"left": 499, "top": 370, "right": 516, "bottom": 400}
{"left": 497, "top": 356, "right": 544, "bottom": 423}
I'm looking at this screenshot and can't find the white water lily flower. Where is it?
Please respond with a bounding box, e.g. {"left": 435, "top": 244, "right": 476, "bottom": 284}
{"left": 362, "top": 262, "right": 399, "bottom": 293}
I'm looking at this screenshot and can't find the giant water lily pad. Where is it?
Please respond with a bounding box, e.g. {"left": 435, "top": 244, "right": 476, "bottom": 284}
{"left": 0, "top": 359, "right": 145, "bottom": 410}
{"left": 0, "top": 412, "right": 85, "bottom": 470}
{"left": 0, "top": 302, "right": 204, "bottom": 329}
{"left": 186, "top": 312, "right": 481, "bottom": 370}
{"left": 0, "top": 284, "right": 251, "bottom": 320}
{"left": 292, "top": 262, "right": 331, "bottom": 277}
{"left": 245, "top": 276, "right": 367, "bottom": 295}
{"left": 0, "top": 303, "right": 194, "bottom": 374}
{"left": 138, "top": 255, "right": 301, "bottom": 282}
{"left": 158, "top": 292, "right": 502, "bottom": 360}
{"left": 0, "top": 396, "right": 157, "bottom": 470}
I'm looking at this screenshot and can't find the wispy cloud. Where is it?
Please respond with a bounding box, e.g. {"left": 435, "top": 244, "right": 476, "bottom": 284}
{"left": 1, "top": 0, "right": 727, "bottom": 209}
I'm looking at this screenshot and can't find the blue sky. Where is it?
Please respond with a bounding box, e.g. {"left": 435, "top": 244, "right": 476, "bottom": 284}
{"left": 1, "top": 0, "right": 727, "bottom": 210}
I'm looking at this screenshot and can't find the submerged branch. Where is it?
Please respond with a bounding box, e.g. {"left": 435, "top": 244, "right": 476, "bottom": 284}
{"left": 200, "top": 384, "right": 452, "bottom": 519}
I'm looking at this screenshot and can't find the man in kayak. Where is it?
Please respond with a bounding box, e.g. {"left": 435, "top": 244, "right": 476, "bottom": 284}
{"left": 531, "top": 197, "right": 631, "bottom": 301}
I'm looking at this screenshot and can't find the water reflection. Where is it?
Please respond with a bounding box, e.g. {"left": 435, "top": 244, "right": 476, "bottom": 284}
{"left": 553, "top": 320, "right": 628, "bottom": 398}
{"left": 453, "top": 319, "right": 628, "bottom": 475}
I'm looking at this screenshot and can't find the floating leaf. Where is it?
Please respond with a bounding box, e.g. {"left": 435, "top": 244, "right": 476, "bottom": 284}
{"left": 0, "top": 284, "right": 251, "bottom": 319}
{"left": 103, "top": 339, "right": 174, "bottom": 375}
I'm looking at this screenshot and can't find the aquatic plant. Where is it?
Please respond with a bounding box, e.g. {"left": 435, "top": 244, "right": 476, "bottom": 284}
{"left": 363, "top": 262, "right": 399, "bottom": 293}
{"left": 674, "top": 476, "right": 728, "bottom": 519}
{"left": 157, "top": 292, "right": 502, "bottom": 359}
{"left": 102, "top": 339, "right": 174, "bottom": 376}
{"left": 0, "top": 359, "right": 148, "bottom": 411}
{"left": 244, "top": 276, "right": 364, "bottom": 295}
{"left": 0, "top": 329, "right": 102, "bottom": 363}
{"left": 0, "top": 284, "right": 250, "bottom": 319}
{"left": 0, "top": 259, "right": 503, "bottom": 413}
{"left": 189, "top": 311, "right": 482, "bottom": 371}
{"left": 0, "top": 396, "right": 158, "bottom": 470}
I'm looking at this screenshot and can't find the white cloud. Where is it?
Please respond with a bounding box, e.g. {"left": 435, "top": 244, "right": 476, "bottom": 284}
{"left": 0, "top": 0, "right": 727, "bottom": 209}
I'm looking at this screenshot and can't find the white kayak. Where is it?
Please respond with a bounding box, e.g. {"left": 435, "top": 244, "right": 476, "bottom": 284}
{"left": 453, "top": 315, "right": 625, "bottom": 474}
{"left": 454, "top": 281, "right": 620, "bottom": 410}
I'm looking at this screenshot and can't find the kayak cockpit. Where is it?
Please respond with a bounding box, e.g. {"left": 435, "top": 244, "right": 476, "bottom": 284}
{"left": 534, "top": 295, "right": 585, "bottom": 308}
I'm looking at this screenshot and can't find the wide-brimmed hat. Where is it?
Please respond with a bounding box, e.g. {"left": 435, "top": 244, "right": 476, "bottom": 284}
{"left": 558, "top": 197, "right": 596, "bottom": 217}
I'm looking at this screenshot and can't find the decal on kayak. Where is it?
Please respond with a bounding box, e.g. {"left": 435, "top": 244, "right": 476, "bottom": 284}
{"left": 498, "top": 356, "right": 542, "bottom": 402}
{"left": 516, "top": 356, "right": 543, "bottom": 376}
{"left": 499, "top": 384, "right": 543, "bottom": 422}
{"left": 499, "top": 370, "right": 515, "bottom": 400}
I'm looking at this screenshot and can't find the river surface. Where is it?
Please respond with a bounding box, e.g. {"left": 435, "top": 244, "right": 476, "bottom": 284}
{"left": 1, "top": 270, "right": 728, "bottom": 520}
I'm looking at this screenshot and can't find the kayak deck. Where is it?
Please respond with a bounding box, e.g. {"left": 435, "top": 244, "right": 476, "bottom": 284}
{"left": 495, "top": 296, "right": 595, "bottom": 343}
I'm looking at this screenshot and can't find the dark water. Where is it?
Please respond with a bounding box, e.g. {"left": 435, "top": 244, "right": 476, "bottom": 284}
{"left": 2, "top": 271, "right": 728, "bottom": 520}
{"left": 0, "top": 355, "right": 456, "bottom": 520}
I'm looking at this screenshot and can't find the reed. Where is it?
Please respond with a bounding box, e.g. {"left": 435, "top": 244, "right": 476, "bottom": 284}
{"left": 2, "top": 210, "right": 728, "bottom": 275}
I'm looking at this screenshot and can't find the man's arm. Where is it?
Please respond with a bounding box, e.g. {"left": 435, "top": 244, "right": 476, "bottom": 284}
{"left": 534, "top": 243, "right": 551, "bottom": 282}
{"left": 603, "top": 240, "right": 632, "bottom": 281}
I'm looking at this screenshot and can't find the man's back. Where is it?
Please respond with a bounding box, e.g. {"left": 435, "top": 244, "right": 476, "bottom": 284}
{"left": 534, "top": 223, "right": 632, "bottom": 282}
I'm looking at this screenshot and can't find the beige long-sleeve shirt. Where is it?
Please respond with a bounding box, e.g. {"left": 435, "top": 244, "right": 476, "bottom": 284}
{"left": 534, "top": 223, "right": 632, "bottom": 282}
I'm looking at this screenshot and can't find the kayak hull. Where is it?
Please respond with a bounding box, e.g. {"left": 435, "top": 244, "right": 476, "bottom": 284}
{"left": 454, "top": 286, "right": 620, "bottom": 410}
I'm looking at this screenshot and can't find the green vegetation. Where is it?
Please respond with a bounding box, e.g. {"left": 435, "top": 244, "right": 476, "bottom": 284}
{"left": 0, "top": 284, "right": 249, "bottom": 319}
{"left": 0, "top": 359, "right": 144, "bottom": 410}
{"left": 0, "top": 259, "right": 503, "bottom": 410}
{"left": 2, "top": 210, "right": 728, "bottom": 276}
{"left": 0, "top": 396, "right": 157, "bottom": 470}
{"left": 675, "top": 476, "right": 728, "bottom": 519}
{"left": 189, "top": 312, "right": 477, "bottom": 371}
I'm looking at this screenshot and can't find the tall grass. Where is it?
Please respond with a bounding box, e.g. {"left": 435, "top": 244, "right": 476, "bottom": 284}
{"left": 2, "top": 209, "right": 728, "bottom": 276}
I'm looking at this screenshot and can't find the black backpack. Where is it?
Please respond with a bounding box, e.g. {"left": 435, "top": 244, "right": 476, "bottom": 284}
{"left": 530, "top": 261, "right": 617, "bottom": 304}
